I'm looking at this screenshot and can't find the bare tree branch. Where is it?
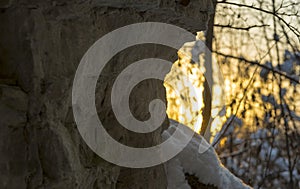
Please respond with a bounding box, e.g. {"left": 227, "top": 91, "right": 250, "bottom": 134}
{"left": 214, "top": 51, "right": 300, "bottom": 84}
{"left": 214, "top": 24, "right": 270, "bottom": 31}
{"left": 217, "top": 1, "right": 300, "bottom": 41}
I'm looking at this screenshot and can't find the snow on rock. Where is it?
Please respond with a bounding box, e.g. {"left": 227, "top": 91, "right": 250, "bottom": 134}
{"left": 191, "top": 40, "right": 206, "bottom": 64}
{"left": 163, "top": 119, "right": 252, "bottom": 189}
{"left": 165, "top": 158, "right": 191, "bottom": 189}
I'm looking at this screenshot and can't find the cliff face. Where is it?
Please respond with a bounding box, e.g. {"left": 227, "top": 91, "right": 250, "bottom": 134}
{"left": 0, "top": 0, "right": 213, "bottom": 188}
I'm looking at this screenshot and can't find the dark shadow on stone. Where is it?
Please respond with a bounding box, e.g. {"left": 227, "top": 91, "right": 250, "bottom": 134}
{"left": 185, "top": 173, "right": 218, "bottom": 189}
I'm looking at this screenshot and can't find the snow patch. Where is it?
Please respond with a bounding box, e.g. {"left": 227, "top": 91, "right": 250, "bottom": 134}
{"left": 163, "top": 119, "right": 252, "bottom": 189}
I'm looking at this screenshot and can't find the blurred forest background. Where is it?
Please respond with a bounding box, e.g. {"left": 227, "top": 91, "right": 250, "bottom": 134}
{"left": 165, "top": 0, "right": 300, "bottom": 188}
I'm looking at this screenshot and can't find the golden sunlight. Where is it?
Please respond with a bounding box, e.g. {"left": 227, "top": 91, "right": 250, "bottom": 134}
{"left": 164, "top": 42, "right": 226, "bottom": 136}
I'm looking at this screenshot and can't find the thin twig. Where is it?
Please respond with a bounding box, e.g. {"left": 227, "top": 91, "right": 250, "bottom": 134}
{"left": 217, "top": 1, "right": 300, "bottom": 40}
{"left": 214, "top": 51, "right": 300, "bottom": 84}
{"left": 214, "top": 24, "right": 270, "bottom": 31}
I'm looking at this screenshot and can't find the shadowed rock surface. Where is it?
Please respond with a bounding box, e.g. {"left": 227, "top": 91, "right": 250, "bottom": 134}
{"left": 0, "top": 0, "right": 213, "bottom": 188}
{"left": 186, "top": 173, "right": 218, "bottom": 189}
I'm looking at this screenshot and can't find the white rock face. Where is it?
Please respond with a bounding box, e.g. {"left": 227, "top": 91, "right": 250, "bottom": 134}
{"left": 0, "top": 0, "right": 213, "bottom": 188}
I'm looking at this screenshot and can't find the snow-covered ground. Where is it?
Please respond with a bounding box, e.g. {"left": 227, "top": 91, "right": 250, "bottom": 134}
{"left": 163, "top": 119, "right": 252, "bottom": 189}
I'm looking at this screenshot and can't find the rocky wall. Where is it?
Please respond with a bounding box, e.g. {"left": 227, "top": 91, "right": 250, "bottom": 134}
{"left": 0, "top": 0, "right": 213, "bottom": 188}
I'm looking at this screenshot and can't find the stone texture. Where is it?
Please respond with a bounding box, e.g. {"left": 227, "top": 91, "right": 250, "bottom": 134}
{"left": 0, "top": 0, "right": 213, "bottom": 188}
